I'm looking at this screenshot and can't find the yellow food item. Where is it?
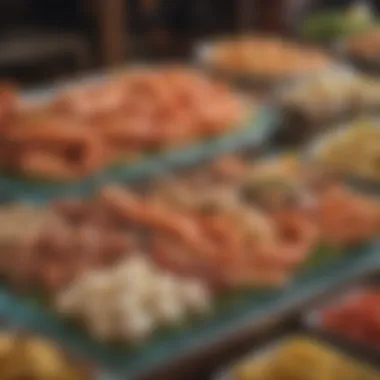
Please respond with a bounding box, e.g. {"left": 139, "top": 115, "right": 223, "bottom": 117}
{"left": 265, "top": 338, "right": 336, "bottom": 380}
{"left": 233, "top": 337, "right": 380, "bottom": 380}
{"left": 331, "top": 358, "right": 379, "bottom": 380}
{"left": 316, "top": 122, "right": 380, "bottom": 181}
{"left": 0, "top": 333, "right": 86, "bottom": 380}
{"left": 25, "top": 338, "right": 83, "bottom": 380}
{"left": 210, "top": 37, "right": 331, "bottom": 79}
{"left": 235, "top": 357, "right": 268, "bottom": 380}
{"left": 249, "top": 154, "right": 301, "bottom": 180}
{"left": 0, "top": 334, "right": 14, "bottom": 356}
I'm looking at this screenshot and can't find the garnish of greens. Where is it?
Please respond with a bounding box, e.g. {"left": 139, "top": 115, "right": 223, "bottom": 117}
{"left": 300, "top": 2, "right": 376, "bottom": 42}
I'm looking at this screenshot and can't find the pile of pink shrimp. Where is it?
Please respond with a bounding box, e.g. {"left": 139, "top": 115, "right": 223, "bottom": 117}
{"left": 96, "top": 157, "right": 380, "bottom": 289}
{"left": 99, "top": 186, "right": 319, "bottom": 288}
{"left": 0, "top": 68, "right": 246, "bottom": 181}
{"left": 2, "top": 156, "right": 380, "bottom": 293}
{"left": 317, "top": 185, "right": 380, "bottom": 246}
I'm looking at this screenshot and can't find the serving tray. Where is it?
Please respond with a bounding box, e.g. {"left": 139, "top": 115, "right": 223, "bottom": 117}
{"left": 0, "top": 240, "right": 378, "bottom": 379}
{"left": 0, "top": 99, "right": 280, "bottom": 204}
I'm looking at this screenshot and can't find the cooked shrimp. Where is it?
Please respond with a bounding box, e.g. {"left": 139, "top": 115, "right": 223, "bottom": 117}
{"left": 19, "top": 150, "right": 79, "bottom": 181}
{"left": 0, "top": 68, "right": 246, "bottom": 180}
{"left": 128, "top": 72, "right": 172, "bottom": 105}
{"left": 0, "top": 84, "right": 17, "bottom": 122}
{"left": 153, "top": 234, "right": 214, "bottom": 279}
{"left": 99, "top": 187, "right": 210, "bottom": 253}
{"left": 7, "top": 117, "right": 88, "bottom": 143}
{"left": 199, "top": 216, "right": 243, "bottom": 258}
{"left": 8, "top": 117, "right": 106, "bottom": 177}
{"left": 318, "top": 186, "right": 380, "bottom": 246}
{"left": 54, "top": 82, "right": 126, "bottom": 117}
{"left": 258, "top": 211, "right": 319, "bottom": 267}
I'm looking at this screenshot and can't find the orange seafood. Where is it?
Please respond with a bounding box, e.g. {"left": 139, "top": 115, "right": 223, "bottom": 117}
{"left": 318, "top": 186, "right": 380, "bottom": 246}
{"left": 153, "top": 234, "right": 216, "bottom": 280}
{"left": 346, "top": 29, "right": 380, "bottom": 61}
{"left": 5, "top": 116, "right": 106, "bottom": 179}
{"left": 53, "top": 82, "right": 128, "bottom": 117}
{"left": 0, "top": 84, "right": 17, "bottom": 124}
{"left": 0, "top": 67, "right": 246, "bottom": 181}
{"left": 208, "top": 155, "right": 250, "bottom": 181}
{"left": 254, "top": 211, "right": 319, "bottom": 268}
{"left": 195, "top": 96, "right": 244, "bottom": 134}
{"left": 19, "top": 150, "right": 80, "bottom": 181}
{"left": 98, "top": 115, "right": 153, "bottom": 140}
{"left": 128, "top": 72, "right": 174, "bottom": 104}
{"left": 152, "top": 199, "right": 318, "bottom": 288}
{"left": 199, "top": 215, "right": 245, "bottom": 260}
{"left": 96, "top": 172, "right": 316, "bottom": 289}
{"left": 99, "top": 186, "right": 212, "bottom": 254}
{"left": 214, "top": 210, "right": 317, "bottom": 287}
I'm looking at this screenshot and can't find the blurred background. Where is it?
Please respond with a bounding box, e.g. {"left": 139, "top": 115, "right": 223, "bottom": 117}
{"left": 3, "top": 1, "right": 380, "bottom": 379}
{"left": 3, "top": 0, "right": 380, "bottom": 87}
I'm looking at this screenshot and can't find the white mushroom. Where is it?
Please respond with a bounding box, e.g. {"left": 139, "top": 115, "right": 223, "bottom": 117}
{"left": 118, "top": 310, "right": 156, "bottom": 343}
{"left": 55, "top": 253, "right": 213, "bottom": 343}
{"left": 179, "top": 279, "right": 212, "bottom": 314}
{"left": 148, "top": 275, "right": 186, "bottom": 324}
{"left": 111, "top": 256, "right": 154, "bottom": 296}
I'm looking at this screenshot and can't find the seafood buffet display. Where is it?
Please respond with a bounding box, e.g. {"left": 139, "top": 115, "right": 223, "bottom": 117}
{"left": 2, "top": 30, "right": 380, "bottom": 379}
{"left": 0, "top": 154, "right": 380, "bottom": 345}
{"left": 0, "top": 68, "right": 248, "bottom": 181}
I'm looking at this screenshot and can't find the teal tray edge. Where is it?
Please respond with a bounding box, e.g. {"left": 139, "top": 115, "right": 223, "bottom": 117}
{"left": 0, "top": 241, "right": 378, "bottom": 378}
{"left": 0, "top": 105, "right": 280, "bottom": 204}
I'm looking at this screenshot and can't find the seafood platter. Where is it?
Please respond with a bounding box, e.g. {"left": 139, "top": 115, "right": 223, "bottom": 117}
{"left": 2, "top": 34, "right": 380, "bottom": 379}
{"left": 195, "top": 36, "right": 335, "bottom": 88}
{"left": 0, "top": 67, "right": 277, "bottom": 201}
